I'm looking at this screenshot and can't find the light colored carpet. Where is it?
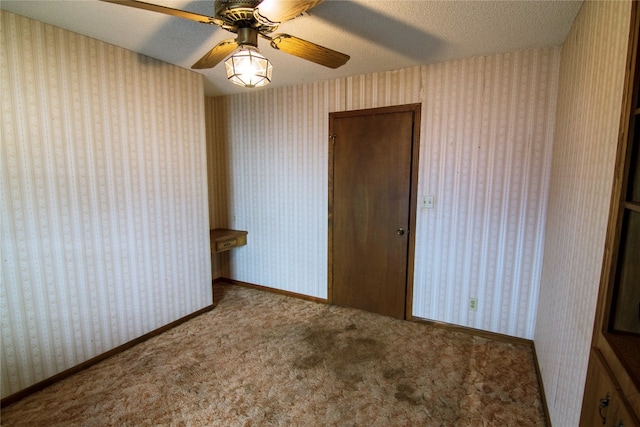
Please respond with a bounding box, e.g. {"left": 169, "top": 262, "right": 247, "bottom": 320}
{"left": 1, "top": 284, "right": 546, "bottom": 426}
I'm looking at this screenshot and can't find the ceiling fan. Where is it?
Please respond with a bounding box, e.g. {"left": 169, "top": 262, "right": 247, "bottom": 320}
{"left": 100, "top": 0, "right": 350, "bottom": 87}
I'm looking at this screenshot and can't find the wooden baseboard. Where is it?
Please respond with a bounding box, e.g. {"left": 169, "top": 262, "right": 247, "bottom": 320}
{"left": 215, "top": 277, "right": 329, "bottom": 304}
{"left": 0, "top": 304, "right": 215, "bottom": 408}
{"left": 410, "top": 316, "right": 532, "bottom": 346}
{"left": 531, "top": 342, "right": 552, "bottom": 426}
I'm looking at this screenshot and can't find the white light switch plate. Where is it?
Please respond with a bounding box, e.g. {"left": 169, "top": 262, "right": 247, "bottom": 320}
{"left": 422, "top": 196, "right": 434, "bottom": 209}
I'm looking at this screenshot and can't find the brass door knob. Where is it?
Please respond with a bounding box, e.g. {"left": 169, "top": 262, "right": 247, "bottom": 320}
{"left": 397, "top": 227, "right": 405, "bottom": 236}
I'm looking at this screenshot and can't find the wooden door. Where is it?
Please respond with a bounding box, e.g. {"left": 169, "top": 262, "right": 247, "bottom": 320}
{"left": 329, "top": 105, "right": 420, "bottom": 319}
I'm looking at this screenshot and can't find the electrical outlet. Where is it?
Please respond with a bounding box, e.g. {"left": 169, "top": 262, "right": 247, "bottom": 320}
{"left": 469, "top": 298, "right": 478, "bottom": 311}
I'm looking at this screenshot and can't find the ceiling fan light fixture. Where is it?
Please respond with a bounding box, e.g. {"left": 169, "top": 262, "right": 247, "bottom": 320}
{"left": 225, "top": 46, "right": 273, "bottom": 88}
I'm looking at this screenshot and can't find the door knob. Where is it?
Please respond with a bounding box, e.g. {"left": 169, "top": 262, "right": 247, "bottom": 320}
{"left": 397, "top": 227, "right": 405, "bottom": 236}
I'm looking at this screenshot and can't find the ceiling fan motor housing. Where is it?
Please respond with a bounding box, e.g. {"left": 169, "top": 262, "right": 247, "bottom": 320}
{"left": 236, "top": 27, "right": 259, "bottom": 47}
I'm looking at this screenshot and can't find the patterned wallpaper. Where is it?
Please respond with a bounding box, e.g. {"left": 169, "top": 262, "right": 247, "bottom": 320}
{"left": 414, "top": 49, "right": 560, "bottom": 338}
{"left": 534, "top": 1, "right": 632, "bottom": 426}
{"left": 1, "top": 11, "right": 211, "bottom": 398}
{"left": 206, "top": 47, "right": 561, "bottom": 339}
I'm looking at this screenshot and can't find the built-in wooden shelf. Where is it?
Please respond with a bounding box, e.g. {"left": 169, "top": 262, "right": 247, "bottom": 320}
{"left": 581, "top": 4, "right": 640, "bottom": 425}
{"left": 625, "top": 201, "right": 640, "bottom": 212}
{"left": 210, "top": 229, "right": 248, "bottom": 253}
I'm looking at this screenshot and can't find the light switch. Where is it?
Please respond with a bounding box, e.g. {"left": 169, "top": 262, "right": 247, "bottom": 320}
{"left": 422, "top": 196, "right": 434, "bottom": 209}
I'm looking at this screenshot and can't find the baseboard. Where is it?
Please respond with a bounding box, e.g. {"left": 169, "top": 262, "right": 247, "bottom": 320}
{"left": 1, "top": 303, "right": 215, "bottom": 408}
{"left": 410, "top": 316, "right": 532, "bottom": 346}
{"left": 215, "top": 277, "right": 329, "bottom": 304}
{"left": 531, "top": 341, "right": 552, "bottom": 427}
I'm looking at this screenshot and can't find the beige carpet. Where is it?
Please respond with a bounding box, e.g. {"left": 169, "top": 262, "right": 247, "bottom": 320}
{"left": 1, "top": 284, "right": 546, "bottom": 426}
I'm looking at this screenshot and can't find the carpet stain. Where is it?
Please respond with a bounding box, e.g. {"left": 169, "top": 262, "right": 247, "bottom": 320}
{"left": 294, "top": 353, "right": 323, "bottom": 369}
{"left": 294, "top": 322, "right": 430, "bottom": 408}
{"left": 383, "top": 367, "right": 405, "bottom": 379}
{"left": 395, "top": 383, "right": 421, "bottom": 405}
{"left": 293, "top": 323, "right": 387, "bottom": 390}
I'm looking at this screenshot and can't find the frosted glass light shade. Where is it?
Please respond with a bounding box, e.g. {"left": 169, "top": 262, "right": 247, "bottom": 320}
{"left": 225, "top": 46, "right": 273, "bottom": 88}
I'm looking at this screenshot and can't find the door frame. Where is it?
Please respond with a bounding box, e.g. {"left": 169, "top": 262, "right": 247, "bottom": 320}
{"left": 328, "top": 103, "right": 421, "bottom": 320}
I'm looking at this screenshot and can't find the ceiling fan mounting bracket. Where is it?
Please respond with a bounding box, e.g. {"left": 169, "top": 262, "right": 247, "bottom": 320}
{"left": 215, "top": 2, "right": 278, "bottom": 34}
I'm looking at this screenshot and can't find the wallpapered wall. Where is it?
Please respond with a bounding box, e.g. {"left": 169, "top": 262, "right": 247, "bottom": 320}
{"left": 1, "top": 11, "right": 212, "bottom": 398}
{"left": 535, "top": 1, "right": 632, "bottom": 426}
{"left": 207, "top": 47, "right": 560, "bottom": 339}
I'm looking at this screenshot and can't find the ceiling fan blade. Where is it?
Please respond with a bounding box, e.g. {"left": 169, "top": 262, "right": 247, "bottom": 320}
{"left": 192, "top": 39, "right": 238, "bottom": 69}
{"left": 269, "top": 34, "right": 349, "bottom": 69}
{"left": 254, "top": 0, "right": 323, "bottom": 24}
{"left": 100, "top": 0, "right": 224, "bottom": 26}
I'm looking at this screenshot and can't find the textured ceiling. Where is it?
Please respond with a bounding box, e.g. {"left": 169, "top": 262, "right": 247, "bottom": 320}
{"left": 1, "top": 0, "right": 583, "bottom": 97}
